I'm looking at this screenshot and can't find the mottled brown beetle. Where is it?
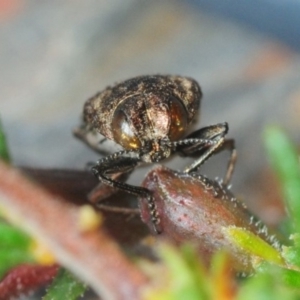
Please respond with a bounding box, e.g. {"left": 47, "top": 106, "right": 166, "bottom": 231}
{"left": 75, "top": 75, "right": 236, "bottom": 233}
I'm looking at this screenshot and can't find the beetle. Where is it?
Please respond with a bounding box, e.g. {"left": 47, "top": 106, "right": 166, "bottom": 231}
{"left": 74, "top": 75, "right": 236, "bottom": 233}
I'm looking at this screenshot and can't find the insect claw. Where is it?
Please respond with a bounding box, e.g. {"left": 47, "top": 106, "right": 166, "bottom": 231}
{"left": 91, "top": 167, "right": 99, "bottom": 176}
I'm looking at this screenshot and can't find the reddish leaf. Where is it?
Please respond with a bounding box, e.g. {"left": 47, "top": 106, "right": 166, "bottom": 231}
{"left": 0, "top": 264, "right": 59, "bottom": 300}
{"left": 141, "top": 165, "right": 277, "bottom": 272}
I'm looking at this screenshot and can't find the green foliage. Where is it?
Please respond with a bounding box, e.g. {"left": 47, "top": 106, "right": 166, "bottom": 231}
{"left": 0, "top": 222, "right": 31, "bottom": 249}
{"left": 145, "top": 244, "right": 235, "bottom": 300}
{"left": 237, "top": 266, "right": 300, "bottom": 300}
{"left": 157, "top": 244, "right": 209, "bottom": 300}
{"left": 282, "top": 234, "right": 300, "bottom": 267}
{"left": 144, "top": 244, "right": 207, "bottom": 300}
{"left": 0, "top": 220, "right": 34, "bottom": 278}
{"left": 235, "top": 126, "right": 300, "bottom": 298}
{"left": 0, "top": 119, "right": 11, "bottom": 163}
{"left": 223, "top": 226, "right": 284, "bottom": 266}
{"left": 0, "top": 123, "right": 34, "bottom": 277}
{"left": 263, "top": 126, "right": 300, "bottom": 277}
{"left": 0, "top": 249, "right": 33, "bottom": 278}
{"left": 264, "top": 126, "right": 300, "bottom": 232}
{"left": 43, "top": 269, "right": 86, "bottom": 300}
{"left": 0, "top": 122, "right": 34, "bottom": 278}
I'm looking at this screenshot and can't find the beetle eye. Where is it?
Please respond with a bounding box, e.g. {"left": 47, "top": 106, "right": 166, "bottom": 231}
{"left": 111, "top": 108, "right": 141, "bottom": 150}
{"left": 168, "top": 97, "right": 188, "bottom": 141}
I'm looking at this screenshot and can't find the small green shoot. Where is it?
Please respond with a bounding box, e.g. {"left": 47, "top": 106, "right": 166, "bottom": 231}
{"left": 43, "top": 269, "right": 86, "bottom": 300}
{"left": 223, "top": 226, "right": 284, "bottom": 266}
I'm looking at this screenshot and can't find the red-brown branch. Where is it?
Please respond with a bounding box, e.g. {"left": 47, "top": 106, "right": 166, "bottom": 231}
{"left": 0, "top": 161, "right": 148, "bottom": 300}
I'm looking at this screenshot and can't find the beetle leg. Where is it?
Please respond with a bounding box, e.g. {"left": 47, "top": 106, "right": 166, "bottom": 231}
{"left": 88, "top": 171, "right": 131, "bottom": 203}
{"left": 95, "top": 204, "right": 140, "bottom": 214}
{"left": 89, "top": 171, "right": 140, "bottom": 216}
{"left": 219, "top": 139, "right": 237, "bottom": 185}
{"left": 174, "top": 123, "right": 236, "bottom": 185}
{"left": 92, "top": 152, "right": 162, "bottom": 233}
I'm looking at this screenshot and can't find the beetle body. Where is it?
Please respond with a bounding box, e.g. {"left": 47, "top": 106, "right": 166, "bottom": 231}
{"left": 76, "top": 75, "right": 236, "bottom": 233}
{"left": 83, "top": 75, "right": 201, "bottom": 162}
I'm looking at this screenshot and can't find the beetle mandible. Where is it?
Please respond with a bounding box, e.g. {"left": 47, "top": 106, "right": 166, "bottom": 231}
{"left": 75, "top": 75, "right": 236, "bottom": 233}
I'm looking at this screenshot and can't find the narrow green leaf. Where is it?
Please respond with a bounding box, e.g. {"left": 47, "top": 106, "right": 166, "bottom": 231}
{"left": 223, "top": 226, "right": 284, "bottom": 266}
{"left": 263, "top": 126, "right": 300, "bottom": 231}
{"left": 43, "top": 269, "right": 86, "bottom": 300}
{"left": 0, "top": 119, "right": 10, "bottom": 163}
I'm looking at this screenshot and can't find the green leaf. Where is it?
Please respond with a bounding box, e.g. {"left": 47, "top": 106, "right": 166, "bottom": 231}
{"left": 0, "top": 119, "right": 10, "bottom": 163}
{"left": 0, "top": 220, "right": 34, "bottom": 278}
{"left": 149, "top": 244, "right": 209, "bottom": 300}
{"left": 0, "top": 222, "right": 31, "bottom": 249}
{"left": 0, "top": 249, "right": 33, "bottom": 278}
{"left": 43, "top": 269, "right": 86, "bottom": 300}
{"left": 263, "top": 126, "right": 300, "bottom": 232}
{"left": 223, "top": 226, "right": 284, "bottom": 266}
{"left": 160, "top": 245, "right": 205, "bottom": 300}
{"left": 282, "top": 234, "right": 300, "bottom": 268}
{"left": 180, "top": 245, "right": 210, "bottom": 299}
{"left": 281, "top": 268, "right": 300, "bottom": 288}
{"left": 237, "top": 268, "right": 300, "bottom": 300}
{"left": 256, "top": 262, "right": 300, "bottom": 288}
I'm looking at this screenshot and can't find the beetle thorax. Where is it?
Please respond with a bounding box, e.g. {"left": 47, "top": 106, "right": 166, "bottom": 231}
{"left": 140, "top": 139, "right": 172, "bottom": 163}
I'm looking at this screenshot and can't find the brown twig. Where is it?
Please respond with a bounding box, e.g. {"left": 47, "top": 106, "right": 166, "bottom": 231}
{"left": 0, "top": 161, "right": 148, "bottom": 299}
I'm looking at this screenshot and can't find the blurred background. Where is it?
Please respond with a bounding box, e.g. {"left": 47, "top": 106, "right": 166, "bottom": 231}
{"left": 1, "top": 0, "right": 300, "bottom": 224}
